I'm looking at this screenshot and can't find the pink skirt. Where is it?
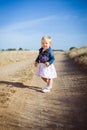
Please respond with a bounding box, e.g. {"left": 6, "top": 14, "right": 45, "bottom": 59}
{"left": 36, "top": 63, "right": 57, "bottom": 79}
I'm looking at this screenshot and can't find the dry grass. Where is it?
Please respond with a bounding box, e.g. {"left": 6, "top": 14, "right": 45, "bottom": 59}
{"left": 0, "top": 87, "right": 16, "bottom": 108}
{"left": 0, "top": 63, "right": 36, "bottom": 108}
{"left": 0, "top": 50, "right": 38, "bottom": 66}
{"left": 66, "top": 46, "right": 87, "bottom": 68}
{"left": 14, "top": 63, "right": 36, "bottom": 82}
{"left": 0, "top": 50, "right": 38, "bottom": 108}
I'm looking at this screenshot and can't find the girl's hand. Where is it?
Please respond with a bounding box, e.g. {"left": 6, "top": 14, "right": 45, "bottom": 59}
{"left": 34, "top": 62, "right": 38, "bottom": 67}
{"left": 45, "top": 62, "right": 50, "bottom": 67}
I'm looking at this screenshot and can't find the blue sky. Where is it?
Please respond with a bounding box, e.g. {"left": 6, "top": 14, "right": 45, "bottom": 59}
{"left": 0, "top": 0, "right": 87, "bottom": 50}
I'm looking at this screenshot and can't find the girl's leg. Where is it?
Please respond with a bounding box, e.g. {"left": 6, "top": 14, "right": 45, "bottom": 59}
{"left": 41, "top": 77, "right": 53, "bottom": 92}
{"left": 41, "top": 77, "right": 48, "bottom": 83}
{"left": 47, "top": 78, "right": 53, "bottom": 88}
{"left": 41, "top": 77, "right": 53, "bottom": 87}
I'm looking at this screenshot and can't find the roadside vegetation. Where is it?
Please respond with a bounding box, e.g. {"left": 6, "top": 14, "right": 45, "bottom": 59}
{"left": 66, "top": 46, "right": 87, "bottom": 69}
{"left": 0, "top": 50, "right": 38, "bottom": 66}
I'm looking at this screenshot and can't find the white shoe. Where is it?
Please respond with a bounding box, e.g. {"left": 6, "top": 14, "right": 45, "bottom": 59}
{"left": 48, "top": 86, "right": 52, "bottom": 89}
{"left": 42, "top": 86, "right": 52, "bottom": 93}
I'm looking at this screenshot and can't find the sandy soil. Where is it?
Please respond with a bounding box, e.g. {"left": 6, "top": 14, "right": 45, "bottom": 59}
{"left": 0, "top": 52, "right": 87, "bottom": 130}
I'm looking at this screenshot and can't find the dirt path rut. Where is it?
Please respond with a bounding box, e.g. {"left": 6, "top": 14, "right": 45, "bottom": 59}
{"left": 0, "top": 52, "right": 87, "bottom": 130}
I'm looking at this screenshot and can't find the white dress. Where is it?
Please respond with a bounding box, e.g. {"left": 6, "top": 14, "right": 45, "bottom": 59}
{"left": 36, "top": 63, "right": 57, "bottom": 79}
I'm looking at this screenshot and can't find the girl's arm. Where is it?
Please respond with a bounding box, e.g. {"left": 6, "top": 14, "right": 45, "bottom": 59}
{"left": 34, "top": 55, "right": 39, "bottom": 67}
{"left": 48, "top": 50, "right": 55, "bottom": 65}
{"left": 35, "top": 48, "right": 42, "bottom": 63}
{"left": 35, "top": 55, "right": 39, "bottom": 63}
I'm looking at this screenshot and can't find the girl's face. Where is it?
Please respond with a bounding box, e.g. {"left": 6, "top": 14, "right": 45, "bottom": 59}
{"left": 41, "top": 39, "right": 50, "bottom": 50}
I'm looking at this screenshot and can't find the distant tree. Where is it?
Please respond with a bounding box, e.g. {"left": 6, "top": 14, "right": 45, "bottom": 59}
{"left": 18, "top": 47, "right": 23, "bottom": 50}
{"left": 6, "top": 48, "right": 16, "bottom": 51}
{"left": 24, "top": 49, "right": 30, "bottom": 51}
{"left": 69, "top": 47, "right": 76, "bottom": 50}
{"left": 53, "top": 49, "right": 64, "bottom": 51}
{"left": 1, "top": 49, "right": 4, "bottom": 51}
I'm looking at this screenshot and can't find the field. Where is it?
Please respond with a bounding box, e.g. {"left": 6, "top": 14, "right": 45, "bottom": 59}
{"left": 0, "top": 50, "right": 38, "bottom": 66}
{"left": 0, "top": 50, "right": 87, "bottom": 130}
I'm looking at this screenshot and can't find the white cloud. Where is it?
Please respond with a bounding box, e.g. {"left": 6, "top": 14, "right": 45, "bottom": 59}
{"left": 56, "top": 14, "right": 78, "bottom": 20}
{"left": 0, "top": 15, "right": 56, "bottom": 32}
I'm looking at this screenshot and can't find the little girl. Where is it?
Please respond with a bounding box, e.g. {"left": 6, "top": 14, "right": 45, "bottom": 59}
{"left": 34, "top": 36, "right": 57, "bottom": 92}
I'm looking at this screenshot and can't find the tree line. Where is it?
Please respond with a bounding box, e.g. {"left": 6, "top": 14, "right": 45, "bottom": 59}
{"left": 0, "top": 48, "right": 30, "bottom": 51}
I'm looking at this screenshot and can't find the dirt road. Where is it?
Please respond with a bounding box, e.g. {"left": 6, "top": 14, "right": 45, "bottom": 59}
{"left": 0, "top": 52, "right": 87, "bottom": 130}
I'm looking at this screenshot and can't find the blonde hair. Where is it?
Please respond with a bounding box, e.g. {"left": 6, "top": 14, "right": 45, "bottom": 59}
{"left": 41, "top": 36, "right": 52, "bottom": 45}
